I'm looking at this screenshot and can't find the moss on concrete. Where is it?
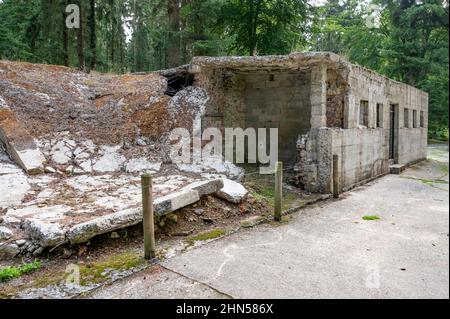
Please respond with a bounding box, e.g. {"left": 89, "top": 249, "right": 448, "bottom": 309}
{"left": 187, "top": 229, "right": 226, "bottom": 244}
{"left": 79, "top": 252, "right": 146, "bottom": 286}
{"left": 401, "top": 176, "right": 448, "bottom": 189}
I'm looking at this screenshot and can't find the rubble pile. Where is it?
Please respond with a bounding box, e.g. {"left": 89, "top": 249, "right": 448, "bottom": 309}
{"left": 0, "top": 61, "right": 247, "bottom": 259}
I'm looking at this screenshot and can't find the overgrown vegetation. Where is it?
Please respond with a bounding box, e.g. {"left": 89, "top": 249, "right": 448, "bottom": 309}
{"left": 0, "top": 252, "right": 148, "bottom": 298}
{"left": 0, "top": 0, "right": 448, "bottom": 137}
{"left": 0, "top": 260, "right": 41, "bottom": 283}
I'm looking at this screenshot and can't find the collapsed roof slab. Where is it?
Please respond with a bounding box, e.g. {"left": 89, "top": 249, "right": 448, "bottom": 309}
{"left": 190, "top": 51, "right": 344, "bottom": 72}
{"left": 0, "top": 106, "right": 45, "bottom": 175}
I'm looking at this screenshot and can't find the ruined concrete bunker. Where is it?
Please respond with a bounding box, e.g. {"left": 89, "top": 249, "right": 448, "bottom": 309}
{"left": 191, "top": 52, "right": 429, "bottom": 193}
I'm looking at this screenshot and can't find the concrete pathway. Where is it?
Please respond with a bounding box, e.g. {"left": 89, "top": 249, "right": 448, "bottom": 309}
{"left": 87, "top": 144, "right": 449, "bottom": 299}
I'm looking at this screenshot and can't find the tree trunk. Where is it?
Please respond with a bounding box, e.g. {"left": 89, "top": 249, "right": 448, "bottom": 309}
{"left": 89, "top": 0, "right": 96, "bottom": 70}
{"left": 77, "top": 0, "right": 86, "bottom": 71}
{"left": 167, "top": 0, "right": 181, "bottom": 68}
{"left": 133, "top": 0, "right": 138, "bottom": 71}
{"left": 110, "top": 0, "right": 116, "bottom": 70}
{"left": 62, "top": 4, "right": 69, "bottom": 66}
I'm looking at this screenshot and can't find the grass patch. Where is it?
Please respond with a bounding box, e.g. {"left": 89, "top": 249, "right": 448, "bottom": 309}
{"left": 187, "top": 229, "right": 225, "bottom": 244}
{"left": 249, "top": 183, "right": 299, "bottom": 209}
{"left": 0, "top": 260, "right": 41, "bottom": 283}
{"left": 362, "top": 215, "right": 380, "bottom": 221}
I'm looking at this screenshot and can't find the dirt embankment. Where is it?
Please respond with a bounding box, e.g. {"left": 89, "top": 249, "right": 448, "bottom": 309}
{"left": 0, "top": 61, "right": 195, "bottom": 151}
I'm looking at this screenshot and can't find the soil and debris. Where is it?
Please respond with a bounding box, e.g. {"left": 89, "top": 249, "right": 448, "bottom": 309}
{"left": 0, "top": 60, "right": 248, "bottom": 260}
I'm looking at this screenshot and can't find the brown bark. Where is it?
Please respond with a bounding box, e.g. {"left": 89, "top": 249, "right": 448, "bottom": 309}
{"left": 167, "top": 0, "right": 181, "bottom": 68}
{"left": 77, "top": 0, "right": 85, "bottom": 71}
{"left": 89, "top": 0, "right": 97, "bottom": 70}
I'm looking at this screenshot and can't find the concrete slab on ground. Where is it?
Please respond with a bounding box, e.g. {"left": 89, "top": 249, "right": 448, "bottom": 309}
{"left": 87, "top": 265, "right": 230, "bottom": 299}
{"left": 158, "top": 145, "right": 449, "bottom": 298}
{"left": 85, "top": 145, "right": 449, "bottom": 299}
{"left": 0, "top": 145, "right": 225, "bottom": 255}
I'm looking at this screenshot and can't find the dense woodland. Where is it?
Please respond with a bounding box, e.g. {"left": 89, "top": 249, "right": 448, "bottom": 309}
{"left": 0, "top": 0, "right": 448, "bottom": 139}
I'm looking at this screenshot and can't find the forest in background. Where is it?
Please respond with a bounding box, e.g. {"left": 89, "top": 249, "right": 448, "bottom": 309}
{"left": 0, "top": 0, "right": 448, "bottom": 139}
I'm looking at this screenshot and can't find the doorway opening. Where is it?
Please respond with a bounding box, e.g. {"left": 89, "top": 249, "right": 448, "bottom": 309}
{"left": 389, "top": 104, "right": 398, "bottom": 162}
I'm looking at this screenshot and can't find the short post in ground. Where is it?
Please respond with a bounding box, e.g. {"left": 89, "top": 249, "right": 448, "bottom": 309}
{"left": 333, "top": 155, "right": 340, "bottom": 199}
{"left": 141, "top": 173, "right": 156, "bottom": 260}
{"left": 274, "top": 161, "right": 283, "bottom": 222}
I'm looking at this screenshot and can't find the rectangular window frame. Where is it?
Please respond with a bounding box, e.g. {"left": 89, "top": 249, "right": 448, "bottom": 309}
{"left": 413, "top": 110, "right": 418, "bottom": 128}
{"left": 359, "top": 100, "right": 369, "bottom": 127}
{"left": 404, "top": 108, "right": 410, "bottom": 128}
{"left": 376, "top": 103, "right": 384, "bottom": 128}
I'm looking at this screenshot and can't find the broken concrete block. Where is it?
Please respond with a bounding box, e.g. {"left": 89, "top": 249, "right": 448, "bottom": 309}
{"left": 44, "top": 166, "right": 56, "bottom": 174}
{"left": 216, "top": 179, "right": 249, "bottom": 204}
{"left": 0, "top": 243, "right": 20, "bottom": 259}
{"left": 240, "top": 215, "right": 265, "bottom": 228}
{"left": 183, "top": 179, "right": 224, "bottom": 197}
{"left": 154, "top": 197, "right": 172, "bottom": 216}
{"left": 0, "top": 108, "right": 45, "bottom": 175}
{"left": 67, "top": 208, "right": 142, "bottom": 244}
{"left": 23, "top": 219, "right": 65, "bottom": 247}
{"left": 15, "top": 239, "right": 27, "bottom": 247}
{"left": 163, "top": 189, "right": 200, "bottom": 211}
{"left": 0, "top": 226, "right": 13, "bottom": 240}
{"left": 390, "top": 164, "right": 407, "bottom": 175}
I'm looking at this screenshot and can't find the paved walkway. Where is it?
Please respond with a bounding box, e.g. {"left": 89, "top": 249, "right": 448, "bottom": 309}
{"left": 88, "top": 144, "right": 449, "bottom": 299}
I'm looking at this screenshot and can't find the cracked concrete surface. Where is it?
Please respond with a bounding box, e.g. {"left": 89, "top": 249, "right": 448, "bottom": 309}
{"left": 86, "top": 144, "right": 449, "bottom": 299}
{"left": 86, "top": 265, "right": 231, "bottom": 299}
{"left": 0, "top": 144, "right": 232, "bottom": 256}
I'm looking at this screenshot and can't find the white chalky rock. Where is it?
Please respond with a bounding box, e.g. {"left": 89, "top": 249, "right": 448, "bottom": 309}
{"left": 125, "top": 158, "right": 162, "bottom": 173}
{"left": 51, "top": 140, "right": 75, "bottom": 164}
{"left": 0, "top": 96, "right": 8, "bottom": 108}
{"left": 0, "top": 163, "right": 31, "bottom": 207}
{"left": 0, "top": 226, "right": 13, "bottom": 241}
{"left": 14, "top": 147, "right": 46, "bottom": 175}
{"left": 93, "top": 145, "right": 126, "bottom": 172}
{"left": 216, "top": 179, "right": 249, "bottom": 204}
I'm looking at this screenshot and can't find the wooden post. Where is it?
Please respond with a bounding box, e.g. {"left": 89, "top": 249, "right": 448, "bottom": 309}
{"left": 141, "top": 174, "right": 156, "bottom": 260}
{"left": 333, "top": 155, "right": 340, "bottom": 199}
{"left": 274, "top": 161, "right": 283, "bottom": 222}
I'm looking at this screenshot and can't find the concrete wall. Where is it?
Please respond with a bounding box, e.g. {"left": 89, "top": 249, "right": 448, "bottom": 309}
{"left": 196, "top": 68, "right": 246, "bottom": 131}
{"left": 331, "top": 128, "right": 389, "bottom": 191}
{"left": 301, "top": 63, "right": 428, "bottom": 193}
{"left": 388, "top": 82, "right": 428, "bottom": 164}
{"left": 329, "top": 64, "right": 428, "bottom": 191}
{"left": 243, "top": 71, "right": 311, "bottom": 164}
{"left": 196, "top": 68, "right": 313, "bottom": 165}
{"left": 194, "top": 55, "right": 428, "bottom": 194}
